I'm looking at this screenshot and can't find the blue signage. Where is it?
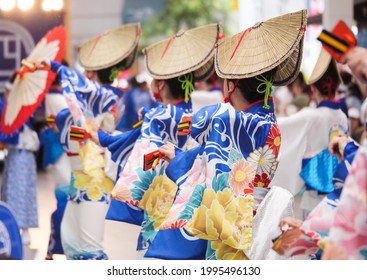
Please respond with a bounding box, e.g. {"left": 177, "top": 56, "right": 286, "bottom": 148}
{"left": 0, "top": 8, "right": 64, "bottom": 95}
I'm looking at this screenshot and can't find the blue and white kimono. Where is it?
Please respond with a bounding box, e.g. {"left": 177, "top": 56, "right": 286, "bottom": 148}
{"left": 50, "top": 61, "right": 123, "bottom": 260}
{"left": 277, "top": 141, "right": 359, "bottom": 259}
{"left": 41, "top": 88, "right": 71, "bottom": 257}
{"left": 155, "top": 99, "right": 281, "bottom": 260}
{"left": 55, "top": 105, "right": 114, "bottom": 260}
{"left": 98, "top": 127, "right": 144, "bottom": 226}
{"left": 271, "top": 99, "right": 348, "bottom": 216}
{"left": 50, "top": 61, "right": 122, "bottom": 119}
{"left": 103, "top": 99, "right": 209, "bottom": 259}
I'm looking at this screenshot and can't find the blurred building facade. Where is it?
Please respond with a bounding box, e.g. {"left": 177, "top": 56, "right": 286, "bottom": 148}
{"left": 0, "top": 0, "right": 64, "bottom": 95}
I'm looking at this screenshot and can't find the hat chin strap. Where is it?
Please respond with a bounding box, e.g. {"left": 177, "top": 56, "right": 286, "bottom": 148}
{"left": 223, "top": 94, "right": 232, "bottom": 104}
{"left": 224, "top": 79, "right": 239, "bottom": 104}
{"left": 153, "top": 80, "right": 165, "bottom": 102}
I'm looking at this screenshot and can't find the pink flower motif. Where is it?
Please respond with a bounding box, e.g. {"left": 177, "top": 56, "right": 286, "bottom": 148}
{"left": 183, "top": 158, "right": 205, "bottom": 190}
{"left": 228, "top": 159, "right": 256, "bottom": 196}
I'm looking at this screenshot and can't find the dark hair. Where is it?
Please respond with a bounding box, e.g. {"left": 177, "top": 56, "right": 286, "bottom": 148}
{"left": 229, "top": 68, "right": 276, "bottom": 104}
{"left": 96, "top": 48, "right": 137, "bottom": 84}
{"left": 349, "top": 82, "right": 363, "bottom": 100}
{"left": 96, "top": 59, "right": 125, "bottom": 84}
{"left": 314, "top": 62, "right": 340, "bottom": 98}
{"left": 53, "top": 59, "right": 69, "bottom": 86}
{"left": 166, "top": 73, "right": 196, "bottom": 100}
{"left": 340, "top": 71, "right": 352, "bottom": 85}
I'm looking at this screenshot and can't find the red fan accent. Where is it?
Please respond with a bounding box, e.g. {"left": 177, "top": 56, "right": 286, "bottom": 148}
{"left": 143, "top": 150, "right": 163, "bottom": 171}
{"left": 69, "top": 126, "right": 91, "bottom": 142}
{"left": 1, "top": 26, "right": 66, "bottom": 135}
{"left": 46, "top": 114, "right": 56, "bottom": 127}
{"left": 177, "top": 116, "right": 192, "bottom": 135}
{"left": 317, "top": 20, "right": 357, "bottom": 62}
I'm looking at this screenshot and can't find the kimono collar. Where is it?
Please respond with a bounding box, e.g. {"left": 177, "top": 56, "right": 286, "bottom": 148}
{"left": 103, "top": 85, "right": 123, "bottom": 98}
{"left": 243, "top": 97, "right": 274, "bottom": 114}
{"left": 317, "top": 99, "right": 341, "bottom": 110}
{"left": 172, "top": 98, "right": 192, "bottom": 112}
{"left": 209, "top": 86, "right": 222, "bottom": 92}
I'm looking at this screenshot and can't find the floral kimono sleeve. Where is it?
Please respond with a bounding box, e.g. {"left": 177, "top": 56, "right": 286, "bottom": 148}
{"left": 111, "top": 104, "right": 191, "bottom": 205}
{"left": 274, "top": 144, "right": 358, "bottom": 259}
{"left": 158, "top": 102, "right": 278, "bottom": 260}
{"left": 327, "top": 143, "right": 367, "bottom": 259}
{"left": 50, "top": 61, "right": 120, "bottom": 117}
{"left": 98, "top": 128, "right": 141, "bottom": 171}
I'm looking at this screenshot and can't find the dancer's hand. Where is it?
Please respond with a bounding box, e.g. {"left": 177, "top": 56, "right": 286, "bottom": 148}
{"left": 279, "top": 217, "right": 302, "bottom": 231}
{"left": 89, "top": 130, "right": 101, "bottom": 146}
{"left": 34, "top": 59, "right": 51, "bottom": 69}
{"left": 328, "top": 134, "right": 349, "bottom": 160}
{"left": 158, "top": 142, "right": 176, "bottom": 162}
{"left": 343, "top": 47, "right": 367, "bottom": 85}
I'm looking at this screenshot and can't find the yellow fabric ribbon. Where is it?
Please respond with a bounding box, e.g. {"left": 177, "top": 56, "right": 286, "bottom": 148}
{"left": 178, "top": 73, "right": 194, "bottom": 103}
{"left": 256, "top": 75, "right": 273, "bottom": 109}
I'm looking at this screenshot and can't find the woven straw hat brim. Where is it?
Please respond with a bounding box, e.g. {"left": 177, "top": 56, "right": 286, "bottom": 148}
{"left": 123, "top": 46, "right": 138, "bottom": 70}
{"left": 307, "top": 47, "right": 342, "bottom": 85}
{"left": 144, "top": 23, "right": 223, "bottom": 80}
{"left": 79, "top": 23, "right": 141, "bottom": 71}
{"left": 194, "top": 57, "right": 215, "bottom": 82}
{"left": 215, "top": 10, "right": 307, "bottom": 86}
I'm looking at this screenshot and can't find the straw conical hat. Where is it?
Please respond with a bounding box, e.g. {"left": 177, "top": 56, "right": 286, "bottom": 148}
{"left": 194, "top": 57, "right": 216, "bottom": 82}
{"left": 307, "top": 47, "right": 342, "bottom": 85}
{"left": 215, "top": 10, "right": 307, "bottom": 86}
{"left": 143, "top": 23, "right": 223, "bottom": 81}
{"left": 79, "top": 23, "right": 141, "bottom": 71}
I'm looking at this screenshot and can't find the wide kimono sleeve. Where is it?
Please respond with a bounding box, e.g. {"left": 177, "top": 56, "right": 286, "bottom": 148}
{"left": 111, "top": 104, "right": 191, "bottom": 204}
{"left": 273, "top": 142, "right": 359, "bottom": 259}
{"left": 50, "top": 61, "right": 121, "bottom": 116}
{"left": 158, "top": 105, "right": 254, "bottom": 251}
{"left": 326, "top": 142, "right": 367, "bottom": 259}
{"left": 98, "top": 128, "right": 141, "bottom": 172}
{"left": 55, "top": 108, "right": 74, "bottom": 152}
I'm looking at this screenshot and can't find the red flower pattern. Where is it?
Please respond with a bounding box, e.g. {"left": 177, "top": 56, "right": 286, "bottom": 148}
{"left": 252, "top": 173, "right": 271, "bottom": 188}
{"left": 171, "top": 219, "right": 187, "bottom": 229}
{"left": 129, "top": 200, "right": 140, "bottom": 206}
{"left": 266, "top": 124, "right": 281, "bottom": 156}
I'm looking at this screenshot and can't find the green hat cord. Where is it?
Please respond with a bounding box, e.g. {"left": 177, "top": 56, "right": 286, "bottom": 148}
{"left": 256, "top": 75, "right": 273, "bottom": 109}
{"left": 109, "top": 66, "right": 125, "bottom": 82}
{"left": 178, "top": 73, "right": 194, "bottom": 103}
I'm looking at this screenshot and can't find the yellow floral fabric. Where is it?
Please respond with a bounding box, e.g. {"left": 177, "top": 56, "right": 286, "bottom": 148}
{"left": 72, "top": 141, "right": 114, "bottom": 202}
{"left": 186, "top": 188, "right": 254, "bottom": 250}
{"left": 140, "top": 175, "right": 178, "bottom": 229}
{"left": 211, "top": 241, "right": 249, "bottom": 260}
